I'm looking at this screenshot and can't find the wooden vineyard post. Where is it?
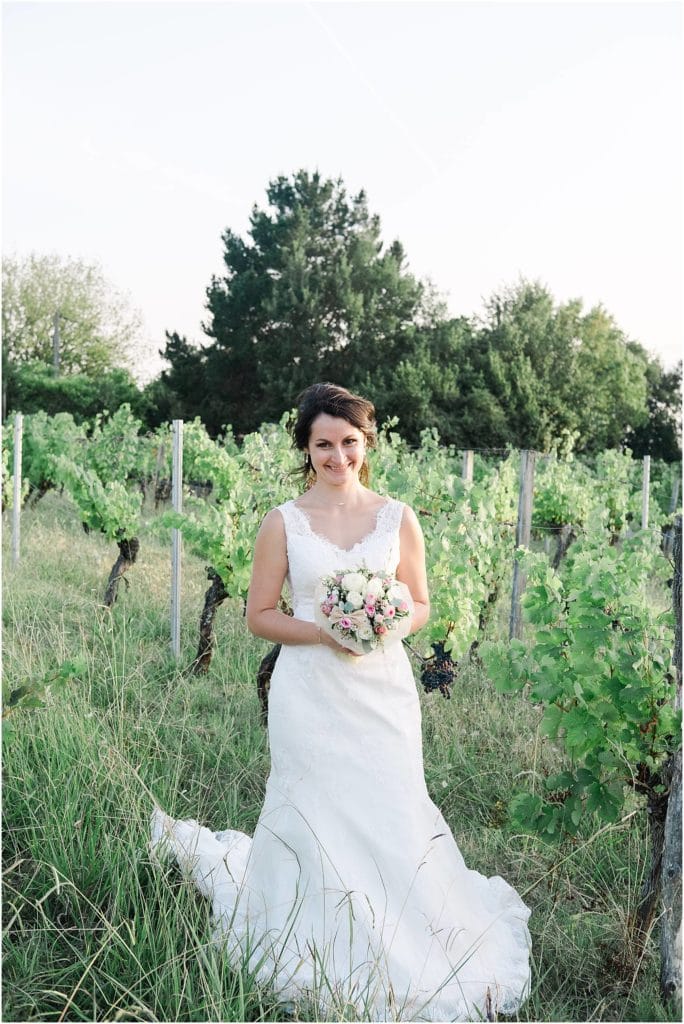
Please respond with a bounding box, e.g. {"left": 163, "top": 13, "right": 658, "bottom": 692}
{"left": 11, "top": 413, "right": 23, "bottom": 568}
{"left": 462, "top": 450, "right": 474, "bottom": 483}
{"left": 170, "top": 420, "right": 183, "bottom": 659}
{"left": 660, "top": 514, "right": 682, "bottom": 1006}
{"left": 642, "top": 455, "right": 651, "bottom": 530}
{"left": 509, "top": 450, "right": 536, "bottom": 640}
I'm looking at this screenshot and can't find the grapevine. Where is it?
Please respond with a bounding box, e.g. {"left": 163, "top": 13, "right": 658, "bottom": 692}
{"left": 52, "top": 405, "right": 146, "bottom": 605}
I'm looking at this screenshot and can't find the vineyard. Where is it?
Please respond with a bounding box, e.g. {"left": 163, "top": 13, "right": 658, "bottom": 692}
{"left": 2, "top": 404, "right": 682, "bottom": 1022}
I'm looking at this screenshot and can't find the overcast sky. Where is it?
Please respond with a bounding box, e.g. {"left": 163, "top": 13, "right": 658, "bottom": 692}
{"left": 3, "top": 0, "right": 682, "bottom": 381}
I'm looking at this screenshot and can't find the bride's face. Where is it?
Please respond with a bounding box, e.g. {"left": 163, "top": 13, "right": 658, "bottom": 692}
{"left": 306, "top": 413, "right": 366, "bottom": 484}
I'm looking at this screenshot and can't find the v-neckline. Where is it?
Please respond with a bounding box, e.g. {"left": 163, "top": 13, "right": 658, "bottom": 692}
{"left": 292, "top": 499, "right": 392, "bottom": 554}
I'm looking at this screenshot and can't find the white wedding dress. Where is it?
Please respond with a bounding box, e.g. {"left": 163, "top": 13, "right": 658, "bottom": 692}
{"left": 151, "top": 497, "right": 532, "bottom": 1021}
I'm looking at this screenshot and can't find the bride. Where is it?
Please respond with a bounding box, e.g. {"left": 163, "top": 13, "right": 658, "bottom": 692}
{"left": 152, "top": 382, "right": 532, "bottom": 1021}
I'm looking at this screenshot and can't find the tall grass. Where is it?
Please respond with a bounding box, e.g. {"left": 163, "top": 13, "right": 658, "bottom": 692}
{"left": 2, "top": 493, "right": 677, "bottom": 1022}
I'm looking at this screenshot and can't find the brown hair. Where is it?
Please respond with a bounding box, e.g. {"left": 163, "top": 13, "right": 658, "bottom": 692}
{"left": 292, "top": 382, "right": 377, "bottom": 487}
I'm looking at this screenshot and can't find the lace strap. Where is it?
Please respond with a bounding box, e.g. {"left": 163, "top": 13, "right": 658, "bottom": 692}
{"left": 380, "top": 497, "right": 406, "bottom": 537}
{"left": 275, "top": 499, "right": 305, "bottom": 537}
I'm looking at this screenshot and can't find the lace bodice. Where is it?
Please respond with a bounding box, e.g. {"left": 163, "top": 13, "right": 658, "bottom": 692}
{"left": 276, "top": 497, "right": 405, "bottom": 622}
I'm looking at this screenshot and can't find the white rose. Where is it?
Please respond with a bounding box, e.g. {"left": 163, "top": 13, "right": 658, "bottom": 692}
{"left": 357, "top": 624, "right": 374, "bottom": 640}
{"left": 386, "top": 583, "right": 406, "bottom": 602}
{"left": 341, "top": 572, "right": 366, "bottom": 593}
{"left": 365, "top": 576, "right": 384, "bottom": 597}
{"left": 346, "top": 590, "right": 364, "bottom": 610}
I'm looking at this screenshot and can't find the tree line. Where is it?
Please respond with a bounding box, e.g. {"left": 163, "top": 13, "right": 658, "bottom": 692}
{"left": 3, "top": 170, "right": 681, "bottom": 461}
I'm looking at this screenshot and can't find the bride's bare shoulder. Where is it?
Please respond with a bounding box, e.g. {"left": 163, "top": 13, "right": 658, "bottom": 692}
{"left": 258, "top": 506, "right": 287, "bottom": 536}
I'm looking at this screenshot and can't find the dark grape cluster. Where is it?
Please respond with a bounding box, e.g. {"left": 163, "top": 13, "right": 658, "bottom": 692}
{"left": 419, "top": 641, "right": 455, "bottom": 699}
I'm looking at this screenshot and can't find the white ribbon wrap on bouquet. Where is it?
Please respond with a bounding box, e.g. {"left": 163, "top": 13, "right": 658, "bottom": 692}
{"left": 314, "top": 579, "right": 415, "bottom": 655}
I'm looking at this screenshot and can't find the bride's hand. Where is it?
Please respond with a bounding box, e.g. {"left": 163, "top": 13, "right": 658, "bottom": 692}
{"left": 319, "top": 629, "right": 365, "bottom": 657}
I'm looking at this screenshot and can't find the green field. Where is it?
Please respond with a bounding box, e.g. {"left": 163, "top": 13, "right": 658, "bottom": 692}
{"left": 2, "top": 493, "right": 678, "bottom": 1022}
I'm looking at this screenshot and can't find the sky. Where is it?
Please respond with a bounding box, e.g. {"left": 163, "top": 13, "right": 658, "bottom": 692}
{"left": 2, "top": 0, "right": 682, "bottom": 382}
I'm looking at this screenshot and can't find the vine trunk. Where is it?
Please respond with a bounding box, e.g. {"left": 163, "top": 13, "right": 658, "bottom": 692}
{"left": 192, "top": 568, "right": 229, "bottom": 674}
{"left": 103, "top": 537, "right": 139, "bottom": 607}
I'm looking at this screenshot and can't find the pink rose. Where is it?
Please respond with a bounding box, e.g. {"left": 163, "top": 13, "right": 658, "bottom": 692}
{"left": 374, "top": 624, "right": 388, "bottom": 636}
{"left": 339, "top": 616, "right": 352, "bottom": 629}
{"left": 322, "top": 603, "right": 333, "bottom": 616}
{"left": 365, "top": 604, "right": 375, "bottom": 617}
{"left": 385, "top": 605, "right": 396, "bottom": 618}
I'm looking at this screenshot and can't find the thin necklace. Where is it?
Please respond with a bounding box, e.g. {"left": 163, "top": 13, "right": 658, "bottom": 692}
{"left": 308, "top": 482, "right": 363, "bottom": 509}
{"left": 311, "top": 492, "right": 358, "bottom": 508}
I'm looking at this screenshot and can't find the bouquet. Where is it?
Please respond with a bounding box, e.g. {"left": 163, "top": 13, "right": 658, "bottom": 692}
{"left": 314, "top": 568, "right": 414, "bottom": 655}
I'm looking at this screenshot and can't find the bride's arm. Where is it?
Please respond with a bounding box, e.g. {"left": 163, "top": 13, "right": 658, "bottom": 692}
{"left": 396, "top": 505, "right": 430, "bottom": 634}
{"left": 245, "top": 509, "right": 346, "bottom": 651}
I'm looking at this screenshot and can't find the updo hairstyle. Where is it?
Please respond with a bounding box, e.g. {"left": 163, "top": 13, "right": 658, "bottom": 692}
{"left": 292, "top": 383, "right": 377, "bottom": 488}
